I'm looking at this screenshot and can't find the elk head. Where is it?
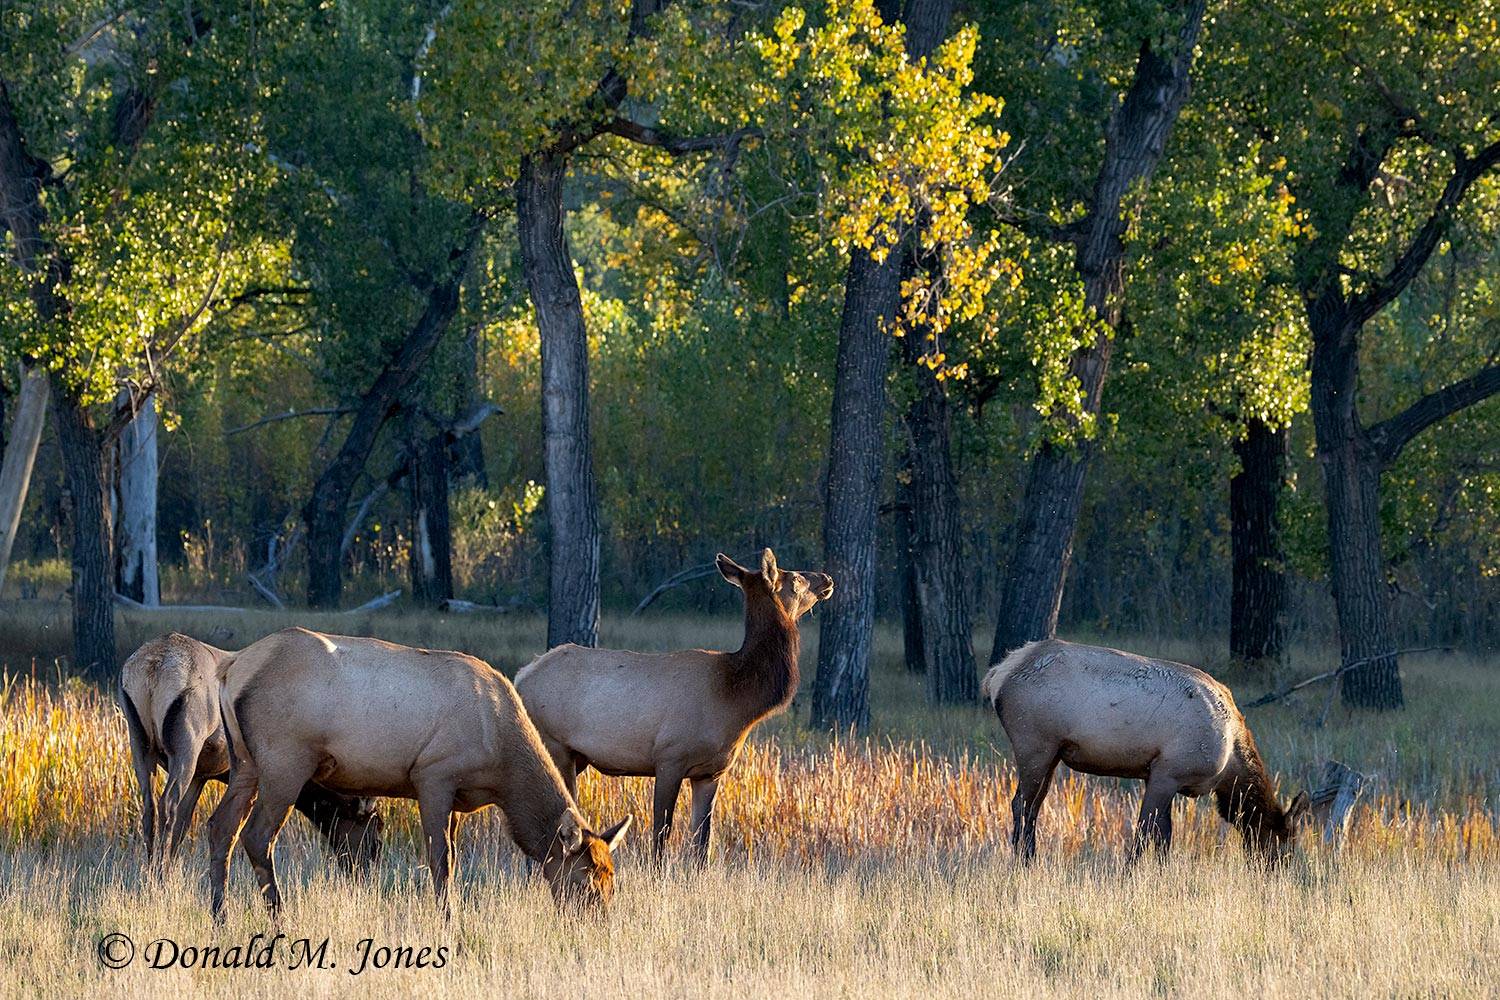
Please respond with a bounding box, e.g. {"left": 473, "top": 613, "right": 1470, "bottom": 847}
{"left": 542, "top": 813, "right": 631, "bottom": 911}
{"left": 716, "top": 548, "right": 834, "bottom": 621}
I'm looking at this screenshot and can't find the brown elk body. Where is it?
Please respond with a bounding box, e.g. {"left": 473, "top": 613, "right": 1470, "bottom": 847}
{"left": 981, "top": 639, "right": 1308, "bottom": 861}
{"left": 119, "top": 633, "right": 382, "bottom": 866}
{"left": 516, "top": 549, "right": 833, "bottom": 862}
{"left": 206, "top": 627, "right": 629, "bottom": 920}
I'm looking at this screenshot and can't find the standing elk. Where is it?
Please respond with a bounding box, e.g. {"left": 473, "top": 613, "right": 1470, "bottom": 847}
{"left": 516, "top": 549, "right": 833, "bottom": 863}
{"left": 982, "top": 639, "right": 1308, "bottom": 862}
{"left": 119, "top": 632, "right": 382, "bottom": 866}
{"left": 207, "top": 627, "right": 629, "bottom": 921}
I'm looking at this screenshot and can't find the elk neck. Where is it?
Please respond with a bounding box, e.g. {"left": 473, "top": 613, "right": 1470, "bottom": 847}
{"left": 721, "top": 587, "right": 800, "bottom": 718}
{"left": 1213, "top": 732, "right": 1286, "bottom": 842}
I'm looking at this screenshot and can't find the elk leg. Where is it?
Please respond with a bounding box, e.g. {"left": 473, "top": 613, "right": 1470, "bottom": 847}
{"left": 122, "top": 693, "right": 159, "bottom": 862}
{"left": 417, "top": 787, "right": 457, "bottom": 918}
{"left": 1011, "top": 751, "right": 1059, "bottom": 863}
{"left": 240, "top": 789, "right": 299, "bottom": 920}
{"left": 542, "top": 739, "right": 578, "bottom": 801}
{"left": 167, "top": 772, "right": 209, "bottom": 859}
{"left": 446, "top": 811, "right": 465, "bottom": 885}
{"left": 687, "top": 776, "right": 720, "bottom": 866}
{"left": 652, "top": 769, "right": 686, "bottom": 861}
{"left": 159, "top": 750, "right": 198, "bottom": 863}
{"left": 1132, "top": 773, "right": 1177, "bottom": 860}
{"left": 207, "top": 765, "right": 259, "bottom": 923}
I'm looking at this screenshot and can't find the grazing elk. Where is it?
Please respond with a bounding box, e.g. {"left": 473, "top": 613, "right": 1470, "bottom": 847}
{"left": 982, "top": 639, "right": 1308, "bottom": 862}
{"left": 516, "top": 549, "right": 833, "bottom": 863}
{"left": 119, "top": 633, "right": 382, "bottom": 866}
{"left": 206, "top": 628, "right": 630, "bottom": 921}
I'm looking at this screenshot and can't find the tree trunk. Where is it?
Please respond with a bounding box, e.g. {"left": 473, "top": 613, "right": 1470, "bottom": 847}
{"left": 1308, "top": 308, "right": 1403, "bottom": 708}
{"left": 51, "top": 383, "right": 116, "bottom": 680}
{"left": 1230, "top": 418, "right": 1287, "bottom": 663}
{"left": 812, "top": 249, "right": 902, "bottom": 731}
{"left": 0, "top": 366, "right": 49, "bottom": 594}
{"left": 810, "top": 0, "right": 955, "bottom": 732}
{"left": 988, "top": 1, "right": 1206, "bottom": 666}
{"left": 114, "top": 392, "right": 159, "bottom": 605}
{"left": 407, "top": 420, "right": 453, "bottom": 604}
{"left": 903, "top": 343, "right": 976, "bottom": 703}
{"left": 518, "top": 151, "right": 600, "bottom": 648}
{"left": 894, "top": 494, "right": 926, "bottom": 674}
{"left": 302, "top": 219, "right": 480, "bottom": 608}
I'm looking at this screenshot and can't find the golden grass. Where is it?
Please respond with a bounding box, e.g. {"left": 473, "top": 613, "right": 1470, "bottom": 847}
{"left": 0, "top": 608, "right": 1496, "bottom": 996}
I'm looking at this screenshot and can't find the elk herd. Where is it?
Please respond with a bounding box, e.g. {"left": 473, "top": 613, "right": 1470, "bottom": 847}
{"left": 119, "top": 548, "right": 1310, "bottom": 920}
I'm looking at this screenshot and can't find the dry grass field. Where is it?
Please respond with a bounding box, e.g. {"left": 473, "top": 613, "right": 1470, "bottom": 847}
{"left": 1, "top": 603, "right": 1496, "bottom": 997}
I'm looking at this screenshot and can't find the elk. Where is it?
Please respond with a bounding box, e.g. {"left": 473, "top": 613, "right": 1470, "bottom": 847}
{"left": 206, "top": 628, "right": 630, "bottom": 921}
{"left": 119, "top": 632, "right": 382, "bottom": 866}
{"left": 516, "top": 549, "right": 833, "bottom": 863}
{"left": 982, "top": 639, "right": 1308, "bottom": 862}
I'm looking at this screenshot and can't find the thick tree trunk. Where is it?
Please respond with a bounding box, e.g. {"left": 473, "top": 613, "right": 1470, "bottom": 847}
{"left": 302, "top": 220, "right": 479, "bottom": 608}
{"left": 989, "top": 1, "right": 1205, "bottom": 666}
{"left": 51, "top": 383, "right": 116, "bottom": 680}
{"left": 518, "top": 151, "right": 600, "bottom": 648}
{"left": 407, "top": 421, "right": 453, "bottom": 604}
{"left": 902, "top": 345, "right": 977, "bottom": 703}
{"left": 810, "top": 0, "right": 955, "bottom": 732}
{"left": 1230, "top": 418, "right": 1287, "bottom": 663}
{"left": 1308, "top": 308, "right": 1402, "bottom": 708}
{"left": 0, "top": 366, "right": 49, "bottom": 594}
{"left": 812, "top": 249, "right": 902, "bottom": 731}
{"left": 114, "top": 392, "right": 159, "bottom": 605}
{"left": 894, "top": 494, "right": 926, "bottom": 675}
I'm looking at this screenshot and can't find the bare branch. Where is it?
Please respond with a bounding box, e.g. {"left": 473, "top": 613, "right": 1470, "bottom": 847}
{"left": 227, "top": 407, "right": 355, "bottom": 437}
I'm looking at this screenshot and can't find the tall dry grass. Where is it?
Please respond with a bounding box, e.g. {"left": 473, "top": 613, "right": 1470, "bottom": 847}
{"left": 0, "top": 608, "right": 1496, "bottom": 996}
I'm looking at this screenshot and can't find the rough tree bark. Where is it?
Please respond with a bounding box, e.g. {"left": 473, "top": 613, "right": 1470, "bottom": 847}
{"left": 406, "top": 416, "right": 454, "bottom": 605}
{"left": 1297, "top": 125, "right": 1500, "bottom": 709}
{"left": 0, "top": 367, "right": 49, "bottom": 594}
{"left": 52, "top": 385, "right": 117, "bottom": 679}
{"left": 893, "top": 493, "right": 926, "bottom": 674}
{"left": 1229, "top": 418, "right": 1287, "bottom": 664}
{"left": 989, "top": 0, "right": 1207, "bottom": 667}
{"left": 517, "top": 151, "right": 601, "bottom": 648}
{"left": 810, "top": 0, "right": 956, "bottom": 732}
{"left": 901, "top": 337, "right": 977, "bottom": 703}
{"left": 115, "top": 392, "right": 160, "bottom": 605}
{"left": 301, "top": 217, "right": 482, "bottom": 608}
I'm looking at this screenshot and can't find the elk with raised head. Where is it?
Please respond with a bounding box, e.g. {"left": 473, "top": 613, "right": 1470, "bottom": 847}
{"left": 119, "top": 632, "right": 382, "bottom": 866}
{"left": 515, "top": 548, "right": 833, "bottom": 862}
{"left": 206, "top": 628, "right": 630, "bottom": 920}
{"left": 982, "top": 639, "right": 1308, "bottom": 861}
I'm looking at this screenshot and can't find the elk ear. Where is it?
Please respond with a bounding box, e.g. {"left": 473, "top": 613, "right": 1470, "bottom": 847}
{"left": 599, "top": 815, "right": 632, "bottom": 852}
{"left": 760, "top": 548, "right": 778, "bottom": 580}
{"left": 716, "top": 553, "right": 745, "bottom": 588}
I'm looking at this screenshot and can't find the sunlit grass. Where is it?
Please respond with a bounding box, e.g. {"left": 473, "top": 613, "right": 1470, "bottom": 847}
{"left": 0, "top": 608, "right": 1495, "bottom": 996}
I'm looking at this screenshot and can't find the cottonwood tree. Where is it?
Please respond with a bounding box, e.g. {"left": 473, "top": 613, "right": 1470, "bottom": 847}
{"left": 231, "top": 1, "right": 488, "bottom": 609}
{"left": 1, "top": 4, "right": 274, "bottom": 674}
{"left": 1120, "top": 108, "right": 1309, "bottom": 667}
{"left": 423, "top": 0, "right": 767, "bottom": 646}
{"left": 972, "top": 0, "right": 1209, "bottom": 666}
{"left": 747, "top": 0, "right": 1012, "bottom": 726}
{"left": 1220, "top": 0, "right": 1500, "bottom": 708}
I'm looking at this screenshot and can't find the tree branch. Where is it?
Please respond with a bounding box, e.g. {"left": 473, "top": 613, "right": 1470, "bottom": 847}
{"left": 602, "top": 117, "right": 760, "bottom": 156}
{"left": 227, "top": 407, "right": 356, "bottom": 437}
{"left": 1367, "top": 364, "right": 1500, "bottom": 465}
{"left": 1349, "top": 138, "right": 1500, "bottom": 327}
